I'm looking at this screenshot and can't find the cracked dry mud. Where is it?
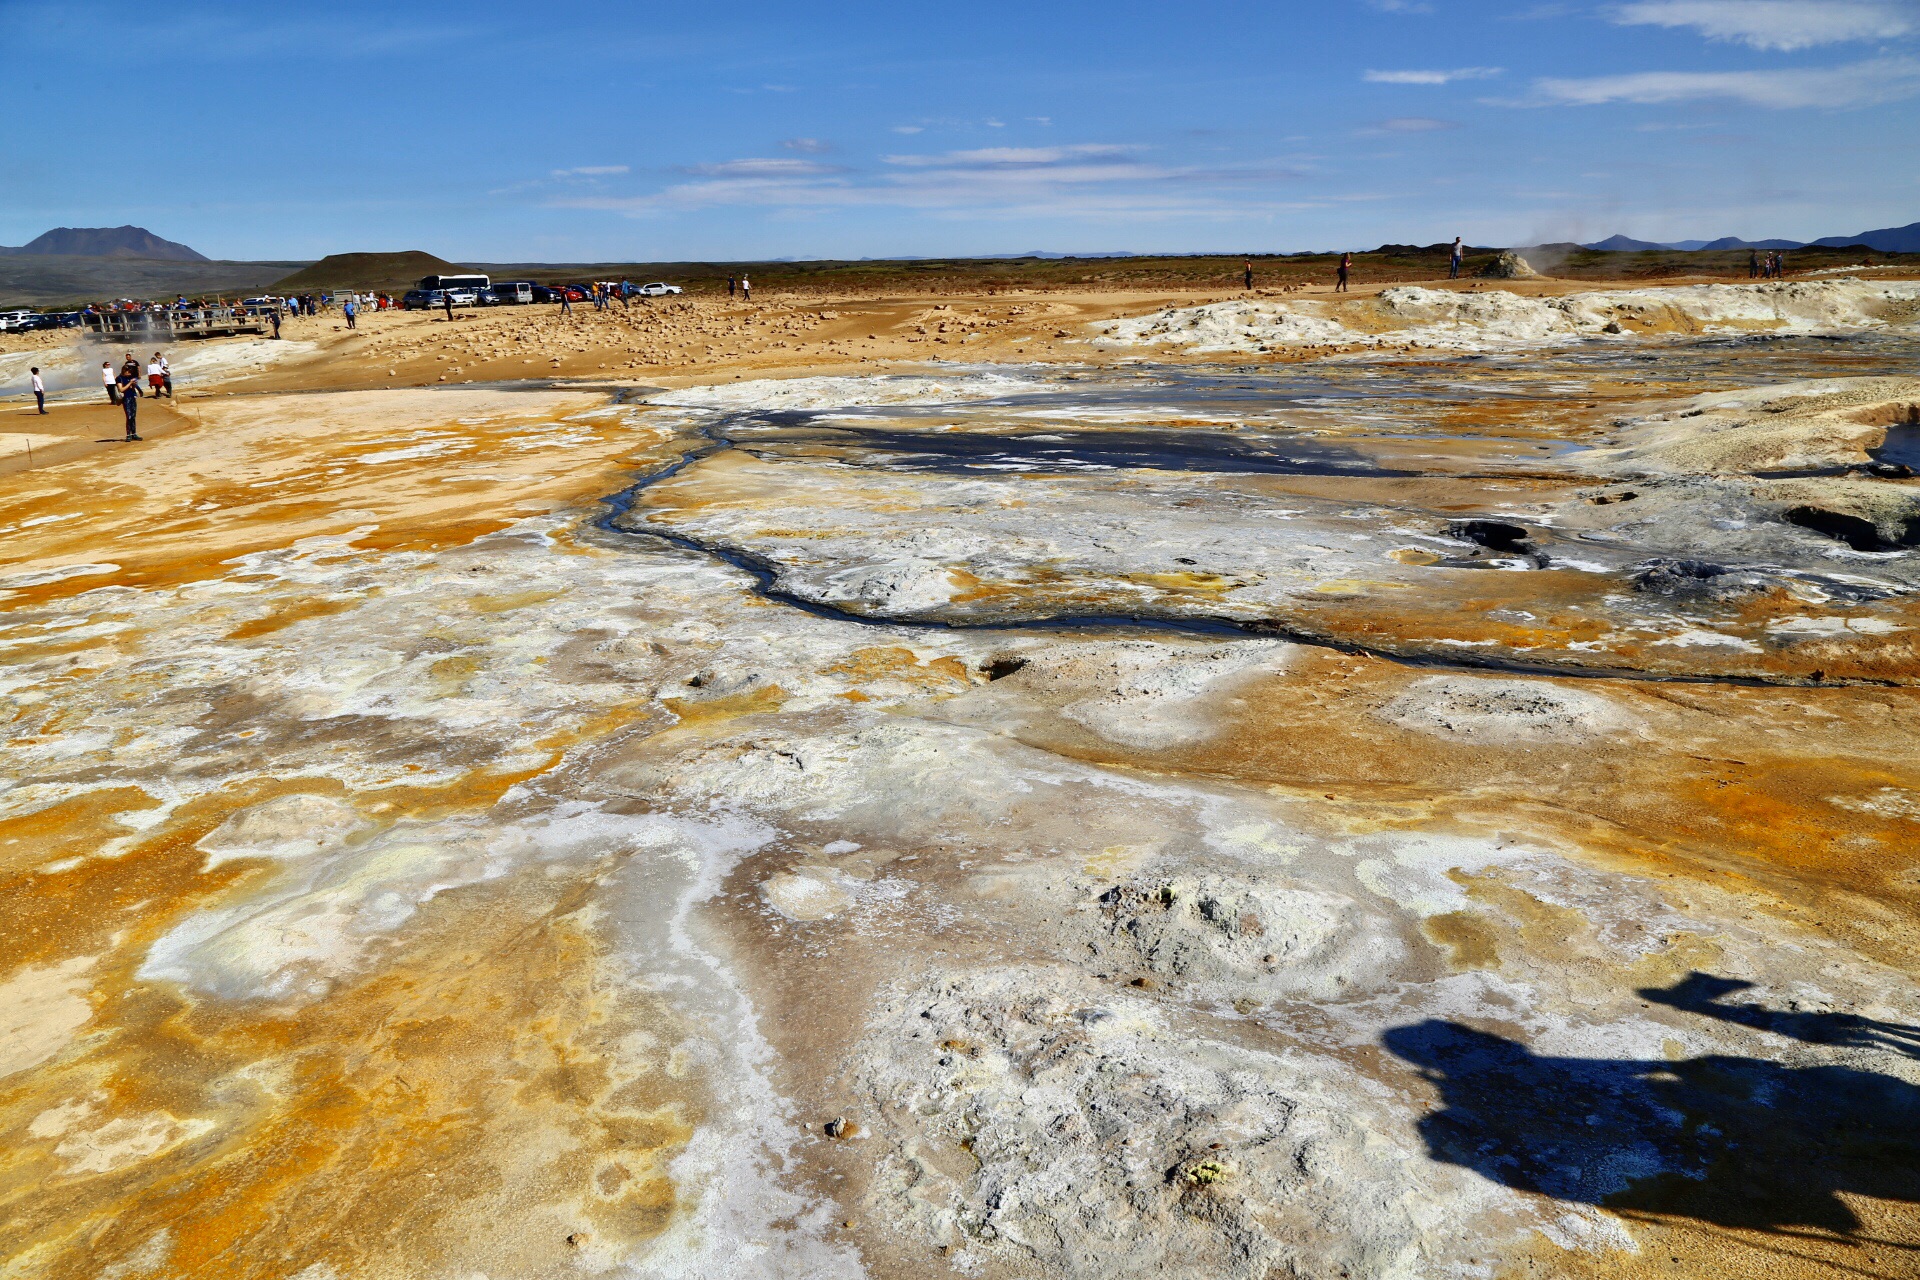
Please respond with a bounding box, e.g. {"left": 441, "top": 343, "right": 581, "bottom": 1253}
{"left": 4, "top": 278, "right": 1920, "bottom": 1280}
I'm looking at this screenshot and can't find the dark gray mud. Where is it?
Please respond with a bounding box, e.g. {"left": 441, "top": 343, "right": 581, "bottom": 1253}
{"left": 601, "top": 336, "right": 1920, "bottom": 687}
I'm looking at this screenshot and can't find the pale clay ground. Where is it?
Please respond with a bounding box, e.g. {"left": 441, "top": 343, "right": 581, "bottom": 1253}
{"left": 2, "top": 276, "right": 1920, "bottom": 1280}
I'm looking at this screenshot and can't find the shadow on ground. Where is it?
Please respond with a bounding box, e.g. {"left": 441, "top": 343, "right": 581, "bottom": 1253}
{"left": 1383, "top": 973, "right": 1920, "bottom": 1235}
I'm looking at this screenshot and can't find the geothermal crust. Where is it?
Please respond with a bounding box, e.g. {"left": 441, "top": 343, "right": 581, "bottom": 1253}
{"left": 3, "top": 278, "right": 1920, "bottom": 1280}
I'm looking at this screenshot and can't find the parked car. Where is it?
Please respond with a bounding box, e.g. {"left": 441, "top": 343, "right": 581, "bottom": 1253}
{"left": 527, "top": 285, "right": 562, "bottom": 303}
{"left": 635, "top": 282, "right": 683, "bottom": 297}
{"left": 15, "top": 312, "right": 69, "bottom": 331}
{"left": 561, "top": 284, "right": 591, "bottom": 302}
{"left": 0, "top": 309, "right": 34, "bottom": 332}
{"left": 402, "top": 289, "right": 437, "bottom": 310}
{"left": 486, "top": 282, "right": 534, "bottom": 305}
{"left": 443, "top": 288, "right": 480, "bottom": 307}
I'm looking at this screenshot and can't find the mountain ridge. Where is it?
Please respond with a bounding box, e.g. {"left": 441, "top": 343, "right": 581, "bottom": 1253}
{"left": 1576, "top": 220, "right": 1919, "bottom": 254}
{"left": 0, "top": 225, "right": 208, "bottom": 261}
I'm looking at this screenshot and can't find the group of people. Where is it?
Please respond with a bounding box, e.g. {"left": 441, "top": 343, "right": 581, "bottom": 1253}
{"left": 726, "top": 276, "right": 752, "bottom": 301}
{"left": 100, "top": 352, "right": 171, "bottom": 404}
{"left": 1749, "top": 248, "right": 1789, "bottom": 278}
{"left": 90, "top": 352, "right": 167, "bottom": 440}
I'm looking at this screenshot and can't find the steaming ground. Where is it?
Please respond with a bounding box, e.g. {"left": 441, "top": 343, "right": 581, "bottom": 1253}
{"left": 3, "top": 276, "right": 1920, "bottom": 1280}
{"left": 1095, "top": 278, "right": 1920, "bottom": 353}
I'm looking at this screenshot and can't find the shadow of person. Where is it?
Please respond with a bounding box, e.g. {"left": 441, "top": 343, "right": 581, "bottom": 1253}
{"left": 1383, "top": 1020, "right": 1920, "bottom": 1234}
{"left": 1639, "top": 971, "right": 1920, "bottom": 1060}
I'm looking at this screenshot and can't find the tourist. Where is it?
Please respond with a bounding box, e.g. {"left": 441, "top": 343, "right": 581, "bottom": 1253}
{"left": 147, "top": 353, "right": 167, "bottom": 399}
{"left": 344, "top": 297, "right": 357, "bottom": 329}
{"left": 1336, "top": 252, "right": 1352, "bottom": 293}
{"left": 1449, "top": 237, "right": 1464, "bottom": 279}
{"left": 559, "top": 286, "right": 572, "bottom": 315}
{"left": 270, "top": 307, "right": 281, "bottom": 339}
{"left": 30, "top": 366, "right": 46, "bottom": 415}
{"left": 728, "top": 276, "right": 736, "bottom": 298}
{"left": 741, "top": 275, "right": 751, "bottom": 302}
{"left": 1776, "top": 249, "right": 1788, "bottom": 277}
{"left": 115, "top": 363, "right": 142, "bottom": 440}
{"left": 1748, "top": 248, "right": 1759, "bottom": 279}
{"left": 442, "top": 291, "right": 453, "bottom": 321}
{"left": 1244, "top": 261, "right": 1254, "bottom": 290}
{"left": 102, "top": 360, "right": 117, "bottom": 404}
{"left": 159, "top": 352, "right": 172, "bottom": 398}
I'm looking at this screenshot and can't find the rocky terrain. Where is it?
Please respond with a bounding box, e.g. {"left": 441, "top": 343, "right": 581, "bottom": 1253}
{"left": 2, "top": 275, "right": 1919, "bottom": 1280}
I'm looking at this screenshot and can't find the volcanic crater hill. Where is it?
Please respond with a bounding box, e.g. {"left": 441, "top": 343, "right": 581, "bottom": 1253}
{"left": 0, "top": 225, "right": 208, "bottom": 261}
{"left": 270, "top": 251, "right": 466, "bottom": 293}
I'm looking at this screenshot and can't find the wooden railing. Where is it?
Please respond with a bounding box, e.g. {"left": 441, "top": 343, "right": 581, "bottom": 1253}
{"left": 83, "top": 309, "right": 273, "bottom": 341}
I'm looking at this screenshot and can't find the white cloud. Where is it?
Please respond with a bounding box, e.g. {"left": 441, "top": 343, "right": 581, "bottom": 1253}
{"left": 890, "top": 124, "right": 924, "bottom": 134}
{"left": 780, "top": 138, "right": 831, "bottom": 153}
{"left": 549, "top": 140, "right": 1328, "bottom": 222}
{"left": 883, "top": 144, "right": 1141, "bottom": 168}
{"left": 1611, "top": 0, "right": 1914, "bottom": 50}
{"left": 1365, "top": 67, "right": 1504, "bottom": 83}
{"left": 1520, "top": 54, "right": 1920, "bottom": 106}
{"left": 551, "top": 165, "right": 628, "bottom": 177}
{"left": 1366, "top": 0, "right": 1435, "bottom": 11}
{"left": 683, "top": 157, "right": 843, "bottom": 177}
{"left": 1376, "top": 116, "right": 1461, "bottom": 131}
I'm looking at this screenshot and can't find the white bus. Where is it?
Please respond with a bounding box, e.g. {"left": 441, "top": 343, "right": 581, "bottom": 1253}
{"left": 418, "top": 273, "right": 490, "bottom": 292}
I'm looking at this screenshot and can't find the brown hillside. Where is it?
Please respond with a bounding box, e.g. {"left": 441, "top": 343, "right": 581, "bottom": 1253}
{"left": 272, "top": 251, "right": 464, "bottom": 292}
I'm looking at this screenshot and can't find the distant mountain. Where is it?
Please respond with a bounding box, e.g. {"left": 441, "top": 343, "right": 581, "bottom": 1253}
{"left": 272, "top": 251, "right": 463, "bottom": 292}
{"left": 1583, "top": 234, "right": 1670, "bottom": 252}
{"left": 1808, "top": 220, "right": 1920, "bottom": 253}
{"left": 1693, "top": 236, "right": 1804, "bottom": 251}
{"left": 0, "top": 225, "right": 208, "bottom": 261}
{"left": 1579, "top": 224, "right": 1920, "bottom": 253}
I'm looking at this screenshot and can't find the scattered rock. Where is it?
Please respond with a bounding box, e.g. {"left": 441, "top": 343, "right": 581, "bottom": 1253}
{"left": 1631, "top": 558, "right": 1775, "bottom": 602}
{"left": 759, "top": 871, "right": 855, "bottom": 921}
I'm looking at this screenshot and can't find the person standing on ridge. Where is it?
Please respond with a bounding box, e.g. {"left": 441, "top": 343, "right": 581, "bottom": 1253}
{"left": 270, "top": 306, "right": 281, "bottom": 339}
{"left": 31, "top": 366, "right": 46, "bottom": 414}
{"left": 1244, "top": 261, "right": 1254, "bottom": 290}
{"left": 1336, "top": 252, "right": 1352, "bottom": 293}
{"left": 1449, "top": 237, "right": 1464, "bottom": 279}
{"left": 1749, "top": 248, "right": 1759, "bottom": 279}
{"left": 115, "top": 362, "right": 142, "bottom": 440}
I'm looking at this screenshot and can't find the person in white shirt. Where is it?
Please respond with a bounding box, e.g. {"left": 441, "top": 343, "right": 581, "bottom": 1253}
{"left": 102, "top": 360, "right": 118, "bottom": 404}
{"left": 158, "top": 354, "right": 172, "bottom": 398}
{"left": 31, "top": 366, "right": 46, "bottom": 414}
{"left": 148, "top": 355, "right": 167, "bottom": 399}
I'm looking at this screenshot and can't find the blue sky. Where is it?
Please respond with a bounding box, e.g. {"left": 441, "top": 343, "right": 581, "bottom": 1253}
{"left": 4, "top": 0, "right": 1916, "bottom": 260}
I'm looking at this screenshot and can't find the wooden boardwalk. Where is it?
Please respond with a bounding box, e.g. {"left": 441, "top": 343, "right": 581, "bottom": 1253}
{"left": 84, "top": 309, "right": 272, "bottom": 341}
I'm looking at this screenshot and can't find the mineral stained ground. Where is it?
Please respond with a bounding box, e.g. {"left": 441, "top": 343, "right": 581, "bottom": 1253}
{"left": 3, "top": 276, "right": 1920, "bottom": 1280}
